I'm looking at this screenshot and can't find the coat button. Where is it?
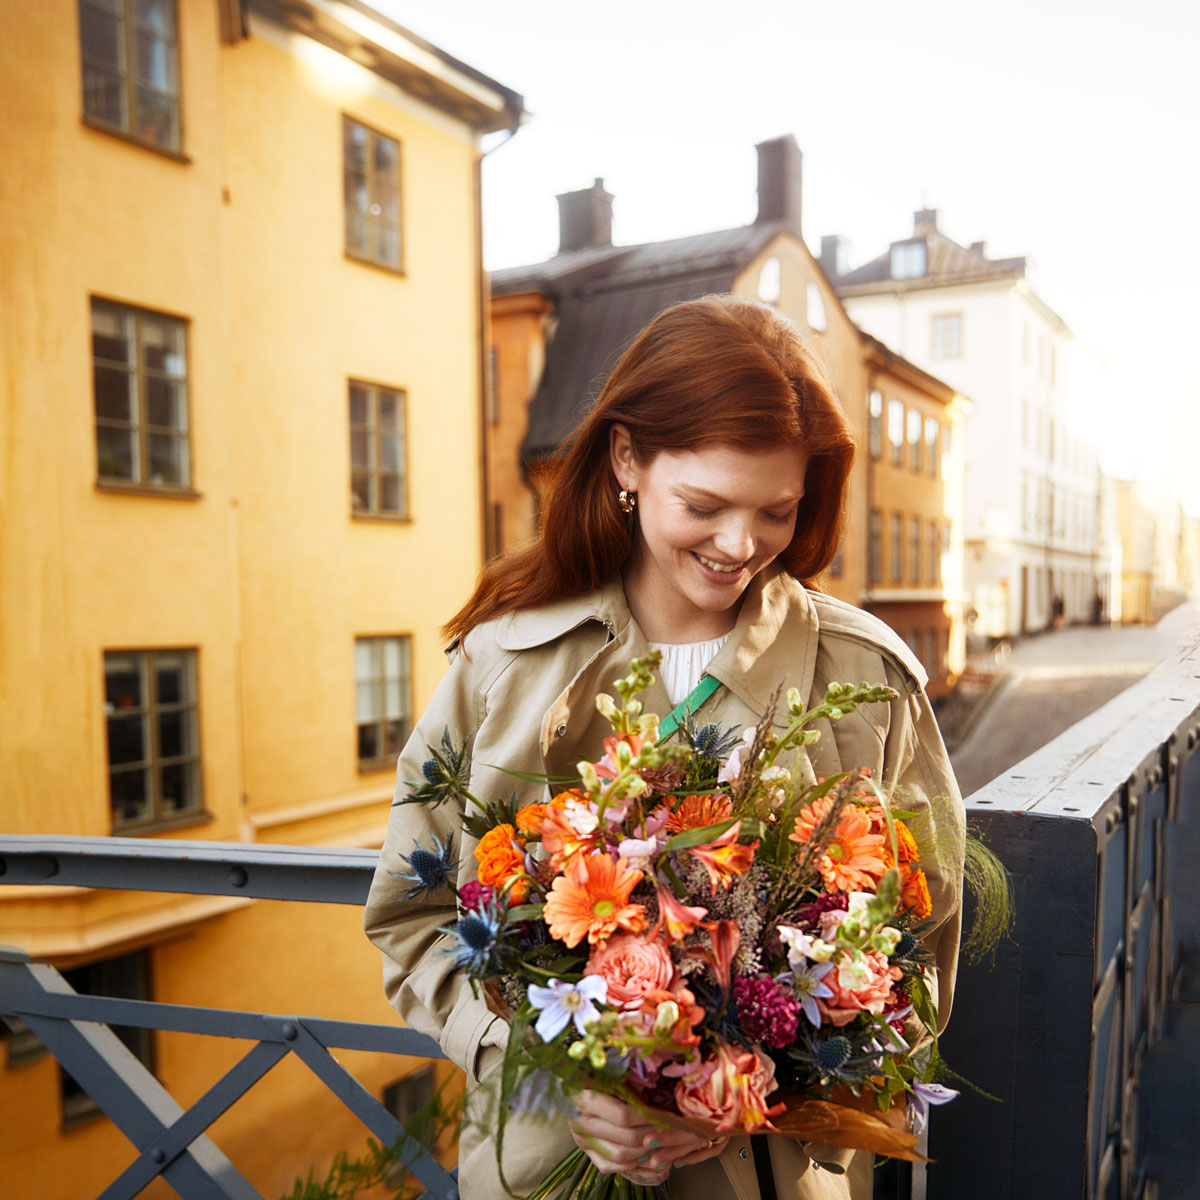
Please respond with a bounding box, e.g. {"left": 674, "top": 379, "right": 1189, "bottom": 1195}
{"left": 556, "top": 723, "right": 567, "bottom": 738}
{"left": 739, "top": 1148, "right": 748, "bottom": 1160}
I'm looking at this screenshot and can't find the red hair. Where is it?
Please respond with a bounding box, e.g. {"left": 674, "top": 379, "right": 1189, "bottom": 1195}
{"left": 445, "top": 294, "right": 856, "bottom": 643}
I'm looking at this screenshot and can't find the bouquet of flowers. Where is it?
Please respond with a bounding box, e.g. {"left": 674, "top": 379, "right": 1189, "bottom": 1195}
{"left": 394, "top": 653, "right": 964, "bottom": 1199}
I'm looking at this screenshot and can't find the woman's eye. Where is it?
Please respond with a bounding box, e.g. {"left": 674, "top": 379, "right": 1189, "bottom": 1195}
{"left": 763, "top": 509, "right": 797, "bottom": 525}
{"left": 684, "top": 503, "right": 715, "bottom": 519}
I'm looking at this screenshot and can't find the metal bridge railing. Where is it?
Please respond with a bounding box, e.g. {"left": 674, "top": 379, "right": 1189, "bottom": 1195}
{"left": 0, "top": 839, "right": 455, "bottom": 1200}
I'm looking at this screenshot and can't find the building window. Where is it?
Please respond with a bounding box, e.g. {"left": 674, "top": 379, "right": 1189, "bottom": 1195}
{"left": 928, "top": 522, "right": 940, "bottom": 584}
{"left": 356, "top": 635, "right": 412, "bottom": 769}
{"left": 344, "top": 116, "right": 402, "bottom": 270}
{"left": 92, "top": 299, "right": 189, "bottom": 488}
{"left": 868, "top": 510, "right": 882, "bottom": 585}
{"left": 806, "top": 282, "right": 827, "bottom": 333}
{"left": 868, "top": 390, "right": 882, "bottom": 459}
{"left": 2, "top": 1016, "right": 47, "bottom": 1068}
{"left": 924, "top": 629, "right": 939, "bottom": 678}
{"left": 931, "top": 312, "right": 962, "bottom": 359}
{"left": 78, "top": 0, "right": 181, "bottom": 151}
{"left": 350, "top": 381, "right": 408, "bottom": 517}
{"left": 907, "top": 409, "right": 922, "bottom": 472}
{"left": 890, "top": 513, "right": 903, "bottom": 584}
{"left": 383, "top": 1066, "right": 436, "bottom": 1125}
{"left": 828, "top": 546, "right": 843, "bottom": 578}
{"left": 924, "top": 418, "right": 940, "bottom": 476}
{"left": 888, "top": 400, "right": 904, "bottom": 466}
{"left": 61, "top": 951, "right": 154, "bottom": 1128}
{"left": 909, "top": 517, "right": 921, "bottom": 583}
{"left": 105, "top": 650, "right": 201, "bottom": 830}
{"left": 890, "top": 241, "right": 926, "bottom": 279}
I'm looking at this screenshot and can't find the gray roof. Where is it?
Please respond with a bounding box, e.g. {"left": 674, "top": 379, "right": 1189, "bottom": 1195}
{"left": 495, "top": 223, "right": 784, "bottom": 463}
{"left": 833, "top": 227, "right": 1026, "bottom": 293}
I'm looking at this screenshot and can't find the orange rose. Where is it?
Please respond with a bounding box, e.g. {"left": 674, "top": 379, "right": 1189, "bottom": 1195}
{"left": 900, "top": 865, "right": 932, "bottom": 919}
{"left": 473, "top": 823, "right": 528, "bottom": 902}
{"left": 515, "top": 803, "right": 547, "bottom": 835}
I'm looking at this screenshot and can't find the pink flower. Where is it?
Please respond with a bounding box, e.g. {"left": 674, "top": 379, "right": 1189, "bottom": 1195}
{"left": 650, "top": 877, "right": 710, "bottom": 943}
{"left": 670, "top": 1040, "right": 783, "bottom": 1134}
{"left": 686, "top": 919, "right": 741, "bottom": 991}
{"left": 458, "top": 881, "right": 494, "bottom": 912}
{"left": 688, "top": 821, "right": 758, "bottom": 893}
{"left": 817, "top": 949, "right": 902, "bottom": 1027}
{"left": 733, "top": 975, "right": 801, "bottom": 1048}
{"left": 584, "top": 933, "right": 675, "bottom": 1010}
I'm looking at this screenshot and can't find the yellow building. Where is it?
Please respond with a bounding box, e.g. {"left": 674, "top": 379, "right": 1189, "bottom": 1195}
{"left": 0, "top": 2, "right": 521, "bottom": 1195}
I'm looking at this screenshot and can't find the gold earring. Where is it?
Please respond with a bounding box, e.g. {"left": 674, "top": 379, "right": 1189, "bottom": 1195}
{"left": 618, "top": 489, "right": 637, "bottom": 516}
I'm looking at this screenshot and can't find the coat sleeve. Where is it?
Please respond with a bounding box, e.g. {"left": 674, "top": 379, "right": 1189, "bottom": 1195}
{"left": 361, "top": 637, "right": 511, "bottom": 1083}
{"left": 879, "top": 662, "right": 966, "bottom": 1036}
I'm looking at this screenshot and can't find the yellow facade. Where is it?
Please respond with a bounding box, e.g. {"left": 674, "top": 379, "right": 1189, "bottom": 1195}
{"left": 1, "top": 1, "right": 519, "bottom": 1194}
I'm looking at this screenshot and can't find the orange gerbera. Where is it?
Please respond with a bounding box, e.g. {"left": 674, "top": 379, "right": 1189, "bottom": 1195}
{"left": 666, "top": 793, "right": 733, "bottom": 833}
{"left": 816, "top": 808, "right": 888, "bottom": 893}
{"left": 900, "top": 865, "right": 933, "bottom": 919}
{"left": 543, "top": 855, "right": 647, "bottom": 948}
{"left": 473, "top": 823, "right": 529, "bottom": 902}
{"left": 689, "top": 822, "right": 758, "bottom": 893}
{"left": 789, "top": 795, "right": 834, "bottom": 845}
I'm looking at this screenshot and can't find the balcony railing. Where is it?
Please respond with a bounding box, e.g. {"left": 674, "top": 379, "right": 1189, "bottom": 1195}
{"left": 3, "top": 604, "right": 1198, "bottom": 1198}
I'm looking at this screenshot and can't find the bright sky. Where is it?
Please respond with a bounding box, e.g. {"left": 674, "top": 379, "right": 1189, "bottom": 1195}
{"left": 377, "top": 0, "right": 1200, "bottom": 512}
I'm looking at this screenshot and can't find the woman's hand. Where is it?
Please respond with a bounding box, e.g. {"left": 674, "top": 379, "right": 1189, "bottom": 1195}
{"left": 568, "top": 1090, "right": 728, "bottom": 1185}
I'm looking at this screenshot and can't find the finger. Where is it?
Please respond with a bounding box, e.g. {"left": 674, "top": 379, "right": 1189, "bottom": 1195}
{"left": 661, "top": 1139, "right": 729, "bottom": 1169}
{"left": 570, "top": 1114, "right": 650, "bottom": 1151}
{"left": 571, "top": 1129, "right": 649, "bottom": 1174}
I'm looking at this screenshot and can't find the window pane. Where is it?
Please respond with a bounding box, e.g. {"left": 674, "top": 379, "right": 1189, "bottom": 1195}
{"left": 380, "top": 474, "right": 403, "bottom": 514}
{"left": 107, "top": 714, "right": 146, "bottom": 766}
{"left": 384, "top": 718, "right": 409, "bottom": 758}
{"left": 351, "top": 470, "right": 372, "bottom": 510}
{"left": 147, "top": 431, "right": 186, "bottom": 485}
{"left": 141, "top": 316, "right": 185, "bottom": 375}
{"left": 159, "top": 761, "right": 196, "bottom": 813}
{"left": 134, "top": 85, "right": 178, "bottom": 148}
{"left": 349, "top": 384, "right": 369, "bottom": 426}
{"left": 350, "top": 430, "right": 371, "bottom": 469}
{"left": 380, "top": 432, "right": 400, "bottom": 472}
{"left": 357, "top": 680, "right": 380, "bottom": 722}
{"left": 133, "top": 0, "right": 175, "bottom": 34}
{"left": 354, "top": 637, "right": 379, "bottom": 680}
{"left": 93, "top": 303, "right": 135, "bottom": 364}
{"left": 80, "top": 4, "right": 124, "bottom": 70}
{"left": 384, "top": 677, "right": 404, "bottom": 719}
{"left": 375, "top": 226, "right": 400, "bottom": 267}
{"left": 357, "top": 721, "right": 380, "bottom": 763}
{"left": 378, "top": 391, "right": 398, "bottom": 430}
{"left": 155, "top": 653, "right": 190, "bottom": 703}
{"left": 344, "top": 120, "right": 368, "bottom": 173}
{"left": 106, "top": 654, "right": 143, "bottom": 708}
{"left": 82, "top": 63, "right": 125, "bottom": 126}
{"left": 382, "top": 636, "right": 405, "bottom": 678}
{"left": 95, "top": 365, "right": 135, "bottom": 421}
{"left": 135, "top": 31, "right": 176, "bottom": 92}
{"left": 110, "top": 768, "right": 150, "bottom": 824}
{"left": 97, "top": 422, "right": 136, "bottom": 480}
{"left": 146, "top": 377, "right": 185, "bottom": 429}
{"left": 345, "top": 213, "right": 368, "bottom": 257}
{"left": 373, "top": 134, "right": 397, "bottom": 179}
{"left": 159, "top": 710, "right": 185, "bottom": 757}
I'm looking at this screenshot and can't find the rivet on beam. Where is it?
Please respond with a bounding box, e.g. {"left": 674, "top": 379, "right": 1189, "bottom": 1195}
{"left": 229, "top": 866, "right": 248, "bottom": 888}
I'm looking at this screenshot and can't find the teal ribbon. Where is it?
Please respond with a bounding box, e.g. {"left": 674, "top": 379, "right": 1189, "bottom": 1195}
{"left": 656, "top": 673, "right": 721, "bottom": 742}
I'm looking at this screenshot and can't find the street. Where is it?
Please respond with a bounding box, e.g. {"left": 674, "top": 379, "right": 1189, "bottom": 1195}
{"left": 947, "top": 621, "right": 1170, "bottom": 798}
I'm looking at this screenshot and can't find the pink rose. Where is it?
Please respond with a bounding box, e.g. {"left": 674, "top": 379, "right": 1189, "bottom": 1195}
{"left": 669, "top": 1040, "right": 781, "bottom": 1133}
{"left": 584, "top": 933, "right": 674, "bottom": 1010}
{"left": 817, "top": 948, "right": 902, "bottom": 1027}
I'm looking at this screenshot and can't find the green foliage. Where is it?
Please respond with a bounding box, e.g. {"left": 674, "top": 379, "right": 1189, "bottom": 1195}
{"left": 396, "top": 727, "right": 477, "bottom": 811}
{"left": 278, "top": 1075, "right": 463, "bottom": 1200}
{"left": 960, "top": 827, "right": 1015, "bottom": 966}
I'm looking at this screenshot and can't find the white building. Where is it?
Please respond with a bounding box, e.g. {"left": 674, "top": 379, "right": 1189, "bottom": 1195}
{"left": 822, "top": 210, "right": 1110, "bottom": 639}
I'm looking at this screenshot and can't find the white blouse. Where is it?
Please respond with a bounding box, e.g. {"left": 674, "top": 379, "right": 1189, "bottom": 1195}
{"left": 648, "top": 634, "right": 731, "bottom": 707}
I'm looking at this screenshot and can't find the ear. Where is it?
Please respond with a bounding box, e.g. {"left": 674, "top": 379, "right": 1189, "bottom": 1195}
{"left": 608, "top": 423, "right": 642, "bottom": 491}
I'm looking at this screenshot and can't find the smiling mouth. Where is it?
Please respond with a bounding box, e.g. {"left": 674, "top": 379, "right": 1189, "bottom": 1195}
{"left": 693, "top": 553, "right": 746, "bottom": 574}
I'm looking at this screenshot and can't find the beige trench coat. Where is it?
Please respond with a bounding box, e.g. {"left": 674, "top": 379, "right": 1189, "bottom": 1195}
{"left": 363, "top": 566, "right": 965, "bottom": 1200}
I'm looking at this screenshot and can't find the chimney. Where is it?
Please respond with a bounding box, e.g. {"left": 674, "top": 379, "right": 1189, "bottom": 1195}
{"left": 914, "top": 208, "right": 939, "bottom": 233}
{"left": 556, "top": 178, "right": 613, "bottom": 254}
{"left": 819, "top": 234, "right": 851, "bottom": 280}
{"left": 969, "top": 240, "right": 987, "bottom": 258}
{"left": 755, "top": 135, "right": 803, "bottom": 232}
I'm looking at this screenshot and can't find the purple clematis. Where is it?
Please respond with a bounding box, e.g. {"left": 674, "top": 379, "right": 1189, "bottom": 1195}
{"left": 908, "top": 1081, "right": 958, "bottom": 1134}
{"left": 528, "top": 977, "right": 608, "bottom": 1042}
{"left": 789, "top": 960, "right": 835, "bottom": 1026}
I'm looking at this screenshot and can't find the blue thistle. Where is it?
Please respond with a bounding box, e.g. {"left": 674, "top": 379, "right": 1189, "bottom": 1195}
{"left": 396, "top": 727, "right": 475, "bottom": 809}
{"left": 438, "top": 892, "right": 515, "bottom": 979}
{"left": 391, "top": 833, "right": 457, "bottom": 901}
{"left": 817, "top": 1036, "right": 852, "bottom": 1073}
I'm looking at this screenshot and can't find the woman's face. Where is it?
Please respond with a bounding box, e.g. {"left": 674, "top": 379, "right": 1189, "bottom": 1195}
{"left": 611, "top": 429, "right": 808, "bottom": 643}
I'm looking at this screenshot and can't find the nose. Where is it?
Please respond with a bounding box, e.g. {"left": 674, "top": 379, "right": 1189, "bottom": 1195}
{"left": 712, "top": 517, "right": 754, "bottom": 562}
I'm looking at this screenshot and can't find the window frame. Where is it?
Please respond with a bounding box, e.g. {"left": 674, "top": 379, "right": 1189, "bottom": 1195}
{"left": 104, "top": 648, "right": 205, "bottom": 833}
{"left": 355, "top": 634, "right": 414, "bottom": 772}
{"left": 909, "top": 516, "right": 921, "bottom": 584}
{"left": 907, "top": 408, "right": 923, "bottom": 473}
{"left": 887, "top": 400, "right": 904, "bottom": 466}
{"left": 890, "top": 241, "right": 926, "bottom": 280}
{"left": 91, "top": 296, "right": 194, "bottom": 494}
{"left": 928, "top": 521, "right": 941, "bottom": 585}
{"left": 868, "top": 509, "right": 883, "bottom": 586}
{"left": 78, "top": 0, "right": 185, "bottom": 157}
{"left": 890, "top": 513, "right": 903, "bottom": 584}
{"left": 342, "top": 114, "right": 404, "bottom": 274}
{"left": 930, "top": 311, "right": 963, "bottom": 360}
{"left": 349, "top": 379, "right": 410, "bottom": 520}
{"left": 867, "top": 389, "right": 883, "bottom": 460}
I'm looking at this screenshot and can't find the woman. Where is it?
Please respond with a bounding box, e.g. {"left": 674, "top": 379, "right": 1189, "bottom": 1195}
{"left": 363, "top": 295, "right": 965, "bottom": 1199}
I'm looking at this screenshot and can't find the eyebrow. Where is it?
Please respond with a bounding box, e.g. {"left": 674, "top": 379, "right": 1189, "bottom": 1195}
{"left": 678, "top": 485, "right": 805, "bottom": 505}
